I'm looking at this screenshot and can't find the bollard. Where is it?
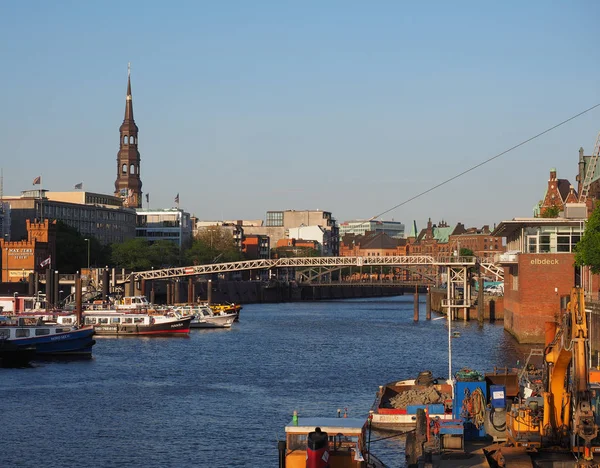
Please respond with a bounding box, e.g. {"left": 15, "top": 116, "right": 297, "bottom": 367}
{"left": 102, "top": 268, "right": 109, "bottom": 299}
{"left": 75, "top": 272, "right": 82, "bottom": 325}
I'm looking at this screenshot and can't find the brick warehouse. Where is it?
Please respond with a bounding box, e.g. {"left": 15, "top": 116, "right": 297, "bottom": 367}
{"left": 493, "top": 214, "right": 597, "bottom": 343}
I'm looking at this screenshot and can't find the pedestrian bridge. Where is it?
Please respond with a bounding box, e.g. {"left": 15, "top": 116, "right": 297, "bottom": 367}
{"left": 126, "top": 255, "right": 503, "bottom": 282}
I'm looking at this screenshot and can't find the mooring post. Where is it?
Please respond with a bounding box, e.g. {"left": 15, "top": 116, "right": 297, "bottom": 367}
{"left": 207, "top": 279, "right": 213, "bottom": 305}
{"left": 478, "top": 277, "right": 484, "bottom": 326}
{"left": 75, "top": 271, "right": 82, "bottom": 325}
{"left": 141, "top": 279, "right": 146, "bottom": 300}
{"left": 166, "top": 282, "right": 171, "bottom": 305}
{"left": 174, "top": 280, "right": 180, "bottom": 305}
{"left": 187, "top": 277, "right": 193, "bottom": 305}
{"left": 426, "top": 287, "right": 431, "bottom": 320}
{"left": 413, "top": 284, "right": 419, "bottom": 321}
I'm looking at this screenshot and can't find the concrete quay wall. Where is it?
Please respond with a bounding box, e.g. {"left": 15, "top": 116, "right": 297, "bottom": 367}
{"left": 193, "top": 281, "right": 406, "bottom": 304}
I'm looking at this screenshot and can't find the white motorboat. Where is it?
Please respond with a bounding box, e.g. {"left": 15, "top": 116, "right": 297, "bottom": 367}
{"left": 174, "top": 305, "right": 236, "bottom": 329}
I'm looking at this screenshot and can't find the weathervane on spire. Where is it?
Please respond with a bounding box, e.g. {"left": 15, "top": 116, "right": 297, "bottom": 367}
{"left": 128, "top": 62, "right": 131, "bottom": 77}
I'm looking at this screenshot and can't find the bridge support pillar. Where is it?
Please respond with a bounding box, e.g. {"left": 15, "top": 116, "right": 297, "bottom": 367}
{"left": 478, "top": 277, "right": 484, "bottom": 325}
{"left": 141, "top": 279, "right": 146, "bottom": 300}
{"left": 150, "top": 281, "right": 155, "bottom": 305}
{"left": 413, "top": 285, "right": 419, "bottom": 321}
{"left": 187, "top": 278, "right": 193, "bottom": 305}
{"left": 207, "top": 279, "right": 212, "bottom": 305}
{"left": 174, "top": 281, "right": 180, "bottom": 305}
{"left": 166, "top": 282, "right": 171, "bottom": 305}
{"left": 426, "top": 287, "right": 431, "bottom": 320}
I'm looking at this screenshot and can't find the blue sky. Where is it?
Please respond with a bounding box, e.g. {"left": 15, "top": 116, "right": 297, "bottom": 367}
{"left": 1, "top": 1, "right": 600, "bottom": 231}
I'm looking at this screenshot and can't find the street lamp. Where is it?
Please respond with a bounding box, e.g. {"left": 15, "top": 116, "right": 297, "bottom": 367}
{"left": 84, "top": 239, "right": 90, "bottom": 271}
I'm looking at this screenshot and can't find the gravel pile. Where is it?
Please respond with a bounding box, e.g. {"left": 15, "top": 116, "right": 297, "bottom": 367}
{"left": 388, "top": 386, "right": 451, "bottom": 408}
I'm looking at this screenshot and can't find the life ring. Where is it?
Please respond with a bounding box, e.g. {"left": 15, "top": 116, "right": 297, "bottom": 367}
{"left": 150, "top": 317, "right": 155, "bottom": 325}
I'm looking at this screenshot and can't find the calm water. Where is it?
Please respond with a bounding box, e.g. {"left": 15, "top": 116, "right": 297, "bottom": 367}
{"left": 0, "top": 296, "right": 532, "bottom": 467}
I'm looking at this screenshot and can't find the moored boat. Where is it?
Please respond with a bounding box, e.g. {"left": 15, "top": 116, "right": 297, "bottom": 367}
{"left": 0, "top": 340, "right": 36, "bottom": 367}
{"left": 281, "top": 415, "right": 386, "bottom": 467}
{"left": 370, "top": 371, "right": 453, "bottom": 431}
{"left": 209, "top": 302, "right": 242, "bottom": 321}
{"left": 79, "top": 311, "right": 192, "bottom": 336}
{"left": 173, "top": 305, "right": 236, "bottom": 329}
{"left": 0, "top": 316, "right": 96, "bottom": 357}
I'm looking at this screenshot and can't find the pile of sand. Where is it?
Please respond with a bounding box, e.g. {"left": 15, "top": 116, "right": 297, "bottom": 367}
{"left": 388, "top": 386, "right": 451, "bottom": 408}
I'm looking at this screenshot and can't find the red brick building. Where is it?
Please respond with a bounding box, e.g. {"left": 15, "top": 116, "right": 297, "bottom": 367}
{"left": 339, "top": 232, "right": 407, "bottom": 257}
{"left": 494, "top": 217, "right": 593, "bottom": 343}
{"left": 408, "top": 220, "right": 466, "bottom": 256}
{"left": 0, "top": 219, "right": 56, "bottom": 283}
{"left": 536, "top": 168, "right": 578, "bottom": 217}
{"left": 448, "top": 225, "right": 504, "bottom": 259}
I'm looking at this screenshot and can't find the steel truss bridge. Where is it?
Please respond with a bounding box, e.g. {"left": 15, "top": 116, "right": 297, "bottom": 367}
{"left": 126, "top": 255, "right": 503, "bottom": 284}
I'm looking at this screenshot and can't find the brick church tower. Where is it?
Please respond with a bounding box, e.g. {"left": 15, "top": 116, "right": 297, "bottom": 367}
{"left": 114, "top": 64, "right": 142, "bottom": 208}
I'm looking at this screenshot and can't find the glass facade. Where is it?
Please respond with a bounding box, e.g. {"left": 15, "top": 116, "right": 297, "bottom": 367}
{"left": 524, "top": 225, "right": 582, "bottom": 254}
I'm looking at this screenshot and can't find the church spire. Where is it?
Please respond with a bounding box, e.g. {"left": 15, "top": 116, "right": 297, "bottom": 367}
{"left": 114, "top": 64, "right": 142, "bottom": 208}
{"left": 124, "top": 62, "right": 134, "bottom": 122}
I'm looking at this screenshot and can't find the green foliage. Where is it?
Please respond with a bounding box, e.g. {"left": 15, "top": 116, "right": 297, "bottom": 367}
{"left": 186, "top": 227, "right": 242, "bottom": 265}
{"left": 55, "top": 222, "right": 108, "bottom": 273}
{"left": 540, "top": 205, "right": 561, "bottom": 218}
{"left": 272, "top": 246, "right": 320, "bottom": 258}
{"left": 575, "top": 206, "right": 600, "bottom": 274}
{"left": 111, "top": 239, "right": 179, "bottom": 270}
{"left": 459, "top": 247, "right": 475, "bottom": 258}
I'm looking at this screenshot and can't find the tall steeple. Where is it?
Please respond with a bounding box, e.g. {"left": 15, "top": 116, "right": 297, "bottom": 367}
{"left": 114, "top": 63, "right": 142, "bottom": 208}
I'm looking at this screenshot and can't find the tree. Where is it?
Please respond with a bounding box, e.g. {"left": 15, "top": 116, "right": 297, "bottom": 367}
{"left": 541, "top": 205, "right": 561, "bottom": 218}
{"left": 575, "top": 206, "right": 600, "bottom": 273}
{"left": 54, "top": 222, "right": 108, "bottom": 273}
{"left": 459, "top": 247, "right": 475, "bottom": 258}
{"left": 185, "top": 226, "right": 242, "bottom": 265}
{"left": 111, "top": 239, "right": 179, "bottom": 270}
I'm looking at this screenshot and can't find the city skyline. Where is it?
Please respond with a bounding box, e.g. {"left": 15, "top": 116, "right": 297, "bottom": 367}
{"left": 1, "top": 2, "right": 600, "bottom": 230}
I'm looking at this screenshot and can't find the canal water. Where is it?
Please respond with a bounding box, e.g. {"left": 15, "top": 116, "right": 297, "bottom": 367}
{"left": 0, "top": 296, "right": 532, "bottom": 467}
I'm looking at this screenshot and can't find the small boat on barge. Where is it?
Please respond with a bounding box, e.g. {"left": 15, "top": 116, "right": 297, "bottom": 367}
{"left": 370, "top": 372, "right": 453, "bottom": 431}
{"left": 281, "top": 416, "right": 386, "bottom": 468}
{"left": 0, "top": 316, "right": 96, "bottom": 357}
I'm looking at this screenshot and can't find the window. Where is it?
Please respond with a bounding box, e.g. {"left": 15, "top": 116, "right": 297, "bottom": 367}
{"left": 16, "top": 329, "right": 30, "bottom": 338}
{"left": 527, "top": 236, "right": 538, "bottom": 253}
{"left": 0, "top": 329, "right": 10, "bottom": 338}
{"left": 539, "top": 235, "right": 551, "bottom": 253}
{"left": 557, "top": 235, "right": 570, "bottom": 252}
{"left": 122, "top": 164, "right": 127, "bottom": 174}
{"left": 123, "top": 135, "right": 128, "bottom": 144}
{"left": 266, "top": 211, "right": 284, "bottom": 227}
{"left": 130, "top": 164, "right": 135, "bottom": 174}
{"left": 130, "top": 136, "right": 134, "bottom": 144}
{"left": 35, "top": 328, "right": 50, "bottom": 336}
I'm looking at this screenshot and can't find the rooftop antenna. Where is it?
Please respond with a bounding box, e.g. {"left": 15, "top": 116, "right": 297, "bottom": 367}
{"left": 128, "top": 62, "right": 131, "bottom": 77}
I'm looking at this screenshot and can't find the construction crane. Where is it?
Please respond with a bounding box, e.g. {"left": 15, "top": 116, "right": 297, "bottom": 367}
{"left": 507, "top": 288, "right": 599, "bottom": 465}
{"left": 579, "top": 132, "right": 600, "bottom": 204}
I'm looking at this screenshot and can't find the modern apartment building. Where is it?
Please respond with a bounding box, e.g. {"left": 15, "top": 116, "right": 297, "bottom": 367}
{"left": 136, "top": 208, "right": 192, "bottom": 248}
{"left": 339, "top": 219, "right": 405, "bottom": 239}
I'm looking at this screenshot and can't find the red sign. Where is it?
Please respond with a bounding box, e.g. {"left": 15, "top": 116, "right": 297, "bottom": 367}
{"left": 184, "top": 268, "right": 195, "bottom": 274}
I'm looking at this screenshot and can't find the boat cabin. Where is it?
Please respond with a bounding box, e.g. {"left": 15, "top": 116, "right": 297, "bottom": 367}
{"left": 284, "top": 417, "right": 373, "bottom": 468}
{"left": 82, "top": 313, "right": 152, "bottom": 326}
{"left": 116, "top": 296, "right": 150, "bottom": 310}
